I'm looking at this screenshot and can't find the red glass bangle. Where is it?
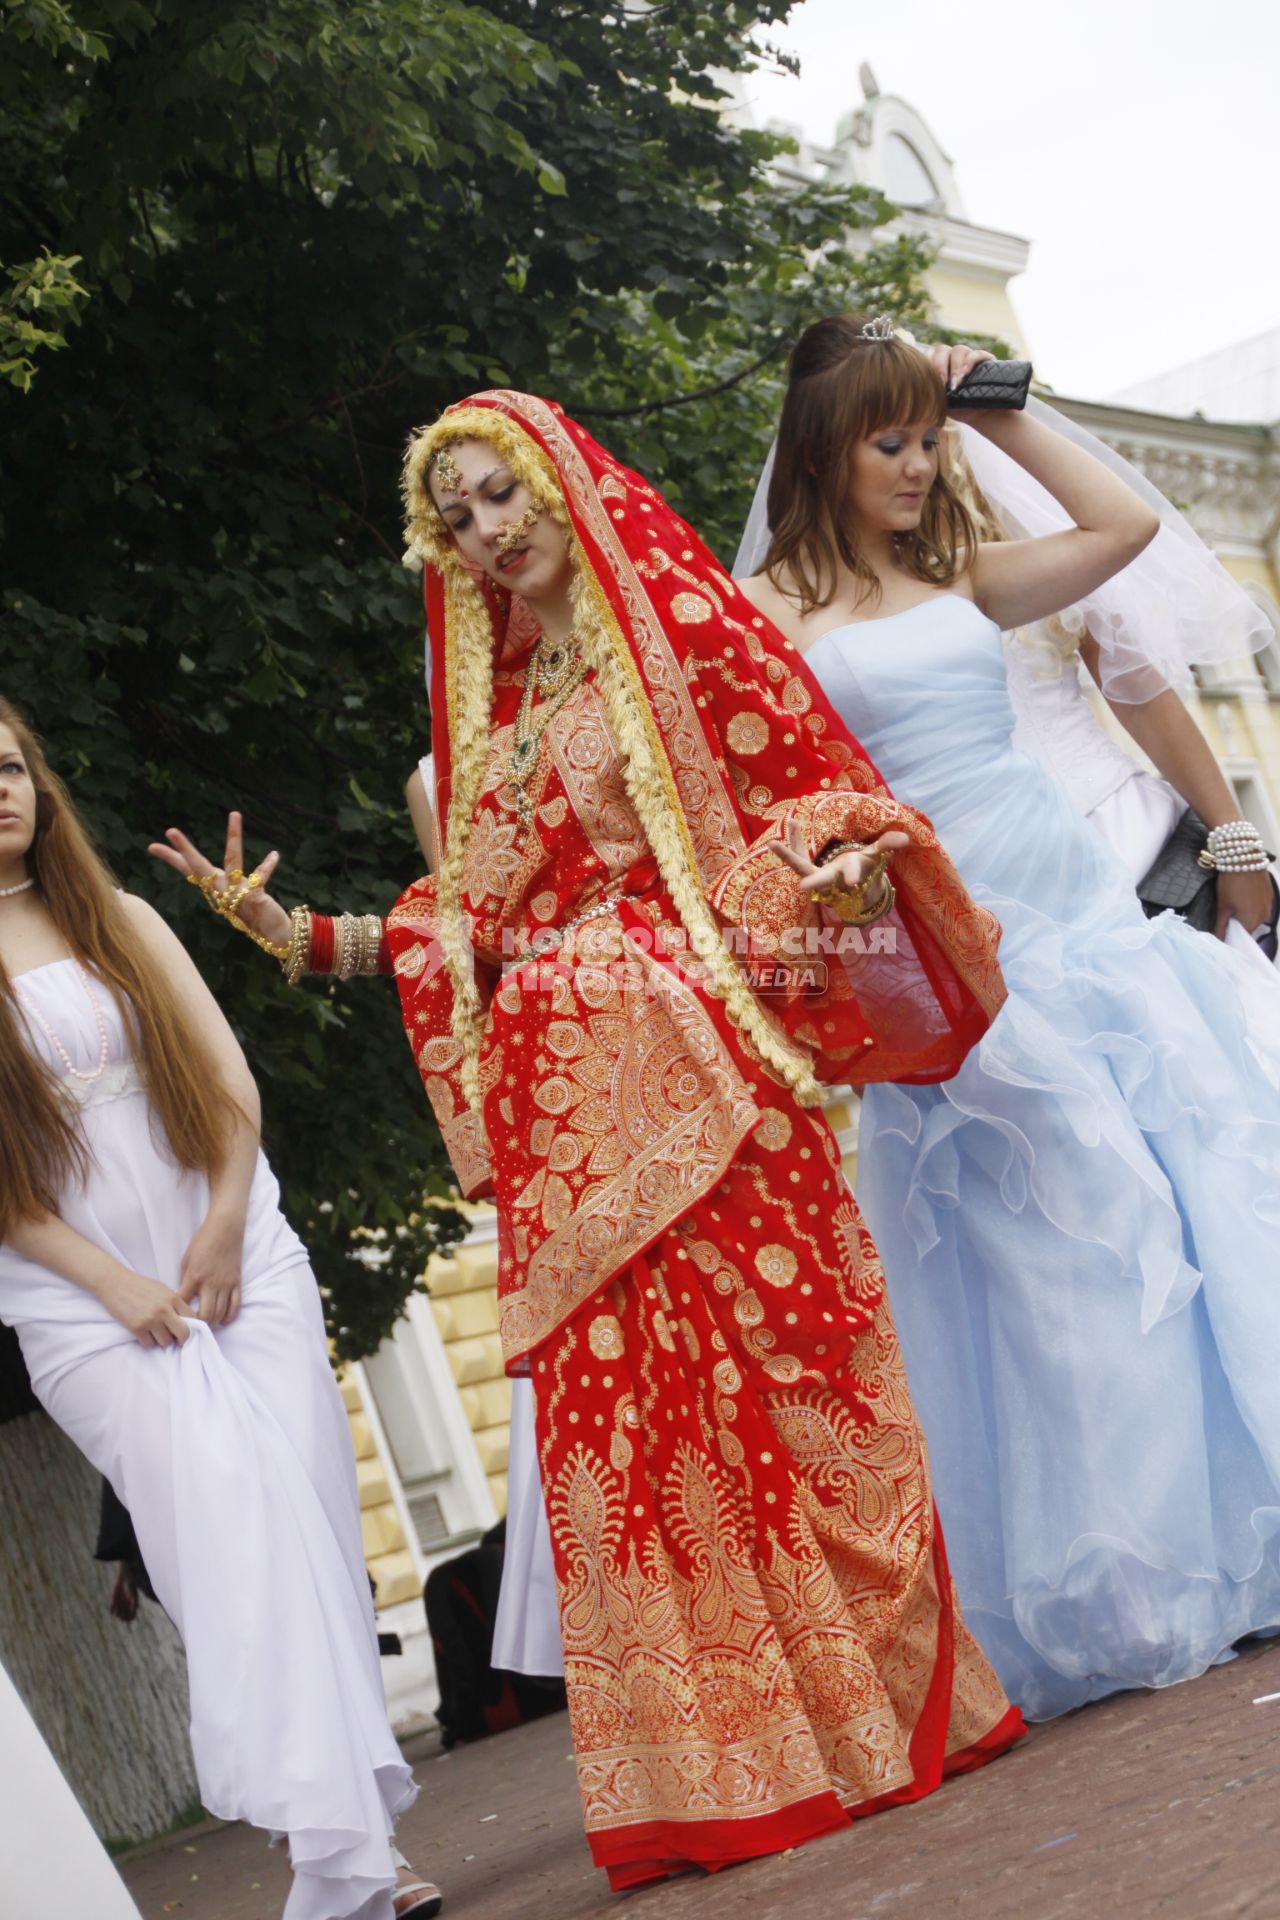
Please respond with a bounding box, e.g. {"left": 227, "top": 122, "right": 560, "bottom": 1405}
{"left": 375, "top": 928, "right": 391, "bottom": 974}
{"left": 308, "top": 914, "right": 336, "bottom": 974}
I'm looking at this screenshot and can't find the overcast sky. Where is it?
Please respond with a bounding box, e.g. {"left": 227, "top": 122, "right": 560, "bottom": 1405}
{"left": 741, "top": 0, "right": 1280, "bottom": 402}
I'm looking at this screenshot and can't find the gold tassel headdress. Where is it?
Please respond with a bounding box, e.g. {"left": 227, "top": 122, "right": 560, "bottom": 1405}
{"left": 401, "top": 393, "right": 826, "bottom": 1111}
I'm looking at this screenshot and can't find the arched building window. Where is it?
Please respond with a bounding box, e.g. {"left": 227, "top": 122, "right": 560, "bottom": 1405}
{"left": 882, "top": 132, "right": 941, "bottom": 208}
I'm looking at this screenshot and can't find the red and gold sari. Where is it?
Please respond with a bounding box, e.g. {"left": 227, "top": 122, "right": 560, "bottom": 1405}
{"left": 385, "top": 392, "right": 1023, "bottom": 1886}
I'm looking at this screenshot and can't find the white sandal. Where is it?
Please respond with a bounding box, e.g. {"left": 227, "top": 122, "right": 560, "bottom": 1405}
{"left": 393, "top": 1880, "right": 443, "bottom": 1918}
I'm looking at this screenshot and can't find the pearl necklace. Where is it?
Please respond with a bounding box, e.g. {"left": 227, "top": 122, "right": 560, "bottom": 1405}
{"left": 14, "top": 962, "right": 111, "bottom": 1082}
{"left": 0, "top": 877, "right": 34, "bottom": 898}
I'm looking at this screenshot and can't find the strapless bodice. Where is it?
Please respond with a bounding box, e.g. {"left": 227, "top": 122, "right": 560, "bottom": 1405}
{"left": 806, "top": 595, "right": 1021, "bottom": 801}
{"left": 1003, "top": 628, "right": 1140, "bottom": 814}
{"left": 805, "top": 594, "right": 1138, "bottom": 932}
{"left": 0, "top": 957, "right": 305, "bottom": 1349}
{"left": 12, "top": 957, "right": 142, "bottom": 1103}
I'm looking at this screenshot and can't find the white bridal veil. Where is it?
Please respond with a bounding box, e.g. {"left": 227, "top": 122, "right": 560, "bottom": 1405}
{"left": 733, "top": 395, "right": 1271, "bottom": 704}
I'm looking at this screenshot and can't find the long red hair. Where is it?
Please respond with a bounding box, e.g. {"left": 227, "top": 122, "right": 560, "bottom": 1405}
{"left": 0, "top": 697, "right": 240, "bottom": 1238}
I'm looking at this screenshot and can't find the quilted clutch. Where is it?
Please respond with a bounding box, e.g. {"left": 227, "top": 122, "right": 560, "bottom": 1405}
{"left": 1137, "top": 806, "right": 1217, "bottom": 933}
{"left": 947, "top": 359, "right": 1033, "bottom": 411}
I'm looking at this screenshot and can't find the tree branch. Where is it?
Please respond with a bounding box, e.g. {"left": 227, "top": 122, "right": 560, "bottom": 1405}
{"left": 312, "top": 472, "right": 399, "bottom": 564}
{"left": 576, "top": 335, "right": 790, "bottom": 420}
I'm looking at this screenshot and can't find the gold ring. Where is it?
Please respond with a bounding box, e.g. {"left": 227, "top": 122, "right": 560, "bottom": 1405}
{"left": 224, "top": 869, "right": 264, "bottom": 915}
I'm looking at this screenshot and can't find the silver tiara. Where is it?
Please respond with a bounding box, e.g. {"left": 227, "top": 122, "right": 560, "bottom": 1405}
{"left": 860, "top": 315, "right": 897, "bottom": 342}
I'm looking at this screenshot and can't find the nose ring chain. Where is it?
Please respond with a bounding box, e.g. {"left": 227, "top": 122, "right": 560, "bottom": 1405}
{"left": 496, "top": 505, "right": 541, "bottom": 555}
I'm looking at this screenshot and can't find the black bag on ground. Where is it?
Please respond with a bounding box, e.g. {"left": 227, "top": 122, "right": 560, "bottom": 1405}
{"left": 423, "top": 1517, "right": 566, "bottom": 1748}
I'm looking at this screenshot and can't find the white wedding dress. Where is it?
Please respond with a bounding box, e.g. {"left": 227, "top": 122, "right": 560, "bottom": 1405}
{"left": 0, "top": 959, "right": 416, "bottom": 1920}
{"left": 1004, "top": 629, "right": 1280, "bottom": 1057}
{"left": 810, "top": 595, "right": 1280, "bottom": 1720}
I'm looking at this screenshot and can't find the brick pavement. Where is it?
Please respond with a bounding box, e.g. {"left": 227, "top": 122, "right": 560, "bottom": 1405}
{"left": 119, "top": 1638, "right": 1280, "bottom": 1920}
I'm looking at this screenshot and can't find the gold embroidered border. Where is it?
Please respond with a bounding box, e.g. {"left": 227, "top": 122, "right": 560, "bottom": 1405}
{"left": 496, "top": 929, "right": 759, "bottom": 1362}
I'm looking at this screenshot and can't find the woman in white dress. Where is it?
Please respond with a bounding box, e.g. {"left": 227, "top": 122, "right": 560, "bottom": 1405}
{"left": 1006, "top": 622, "right": 1276, "bottom": 936}
{"left": 0, "top": 698, "right": 440, "bottom": 1920}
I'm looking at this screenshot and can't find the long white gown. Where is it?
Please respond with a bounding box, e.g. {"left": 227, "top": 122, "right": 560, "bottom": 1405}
{"left": 0, "top": 960, "right": 416, "bottom": 1920}
{"left": 0, "top": 1654, "right": 143, "bottom": 1919}
{"left": 809, "top": 595, "right": 1280, "bottom": 1722}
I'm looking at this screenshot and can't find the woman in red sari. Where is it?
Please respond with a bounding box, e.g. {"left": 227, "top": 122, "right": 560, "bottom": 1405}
{"left": 155, "top": 390, "right": 1023, "bottom": 1889}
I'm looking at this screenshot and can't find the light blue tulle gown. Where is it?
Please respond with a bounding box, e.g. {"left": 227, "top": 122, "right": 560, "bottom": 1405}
{"left": 807, "top": 593, "right": 1280, "bottom": 1722}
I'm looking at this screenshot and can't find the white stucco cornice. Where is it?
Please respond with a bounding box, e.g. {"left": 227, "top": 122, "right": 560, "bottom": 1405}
{"left": 1049, "top": 395, "right": 1280, "bottom": 552}
{"left": 1051, "top": 395, "right": 1273, "bottom": 460}
{"left": 896, "top": 209, "right": 1030, "bottom": 282}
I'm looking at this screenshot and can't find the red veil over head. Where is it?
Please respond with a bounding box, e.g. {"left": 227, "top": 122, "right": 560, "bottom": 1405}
{"left": 401, "top": 390, "right": 1004, "bottom": 1106}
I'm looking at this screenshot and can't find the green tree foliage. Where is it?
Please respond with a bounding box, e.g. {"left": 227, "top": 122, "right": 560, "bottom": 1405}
{"left": 0, "top": 249, "right": 90, "bottom": 390}
{"left": 0, "top": 0, "right": 932, "bottom": 1359}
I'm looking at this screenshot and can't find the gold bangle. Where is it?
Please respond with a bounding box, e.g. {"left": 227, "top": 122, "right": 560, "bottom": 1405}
{"left": 337, "top": 911, "right": 361, "bottom": 983}
{"left": 281, "top": 905, "right": 313, "bottom": 986}
{"left": 815, "top": 851, "right": 887, "bottom": 914}
{"left": 817, "top": 854, "right": 892, "bottom": 922}
{"left": 826, "top": 874, "right": 896, "bottom": 927}
{"left": 279, "top": 907, "right": 380, "bottom": 982}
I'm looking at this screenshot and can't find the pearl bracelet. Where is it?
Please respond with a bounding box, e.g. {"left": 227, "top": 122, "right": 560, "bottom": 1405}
{"left": 1198, "top": 821, "right": 1273, "bottom": 874}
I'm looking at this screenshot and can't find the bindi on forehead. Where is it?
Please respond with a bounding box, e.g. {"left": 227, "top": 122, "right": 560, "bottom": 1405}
{"left": 437, "top": 463, "right": 510, "bottom": 514}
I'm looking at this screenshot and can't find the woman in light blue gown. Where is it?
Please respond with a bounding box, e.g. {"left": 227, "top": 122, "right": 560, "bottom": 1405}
{"left": 738, "top": 314, "right": 1280, "bottom": 1722}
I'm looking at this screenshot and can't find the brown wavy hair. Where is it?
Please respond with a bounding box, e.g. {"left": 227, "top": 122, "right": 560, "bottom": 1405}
{"left": 765, "top": 314, "right": 977, "bottom": 613}
{"left": 0, "top": 698, "right": 241, "bottom": 1238}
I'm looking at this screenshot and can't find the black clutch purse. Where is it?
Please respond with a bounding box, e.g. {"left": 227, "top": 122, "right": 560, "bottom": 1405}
{"left": 1137, "top": 807, "right": 1217, "bottom": 934}
{"left": 947, "top": 359, "right": 1033, "bottom": 411}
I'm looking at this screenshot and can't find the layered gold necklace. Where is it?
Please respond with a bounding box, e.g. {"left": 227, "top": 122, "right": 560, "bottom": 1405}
{"left": 509, "top": 629, "right": 589, "bottom": 829}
